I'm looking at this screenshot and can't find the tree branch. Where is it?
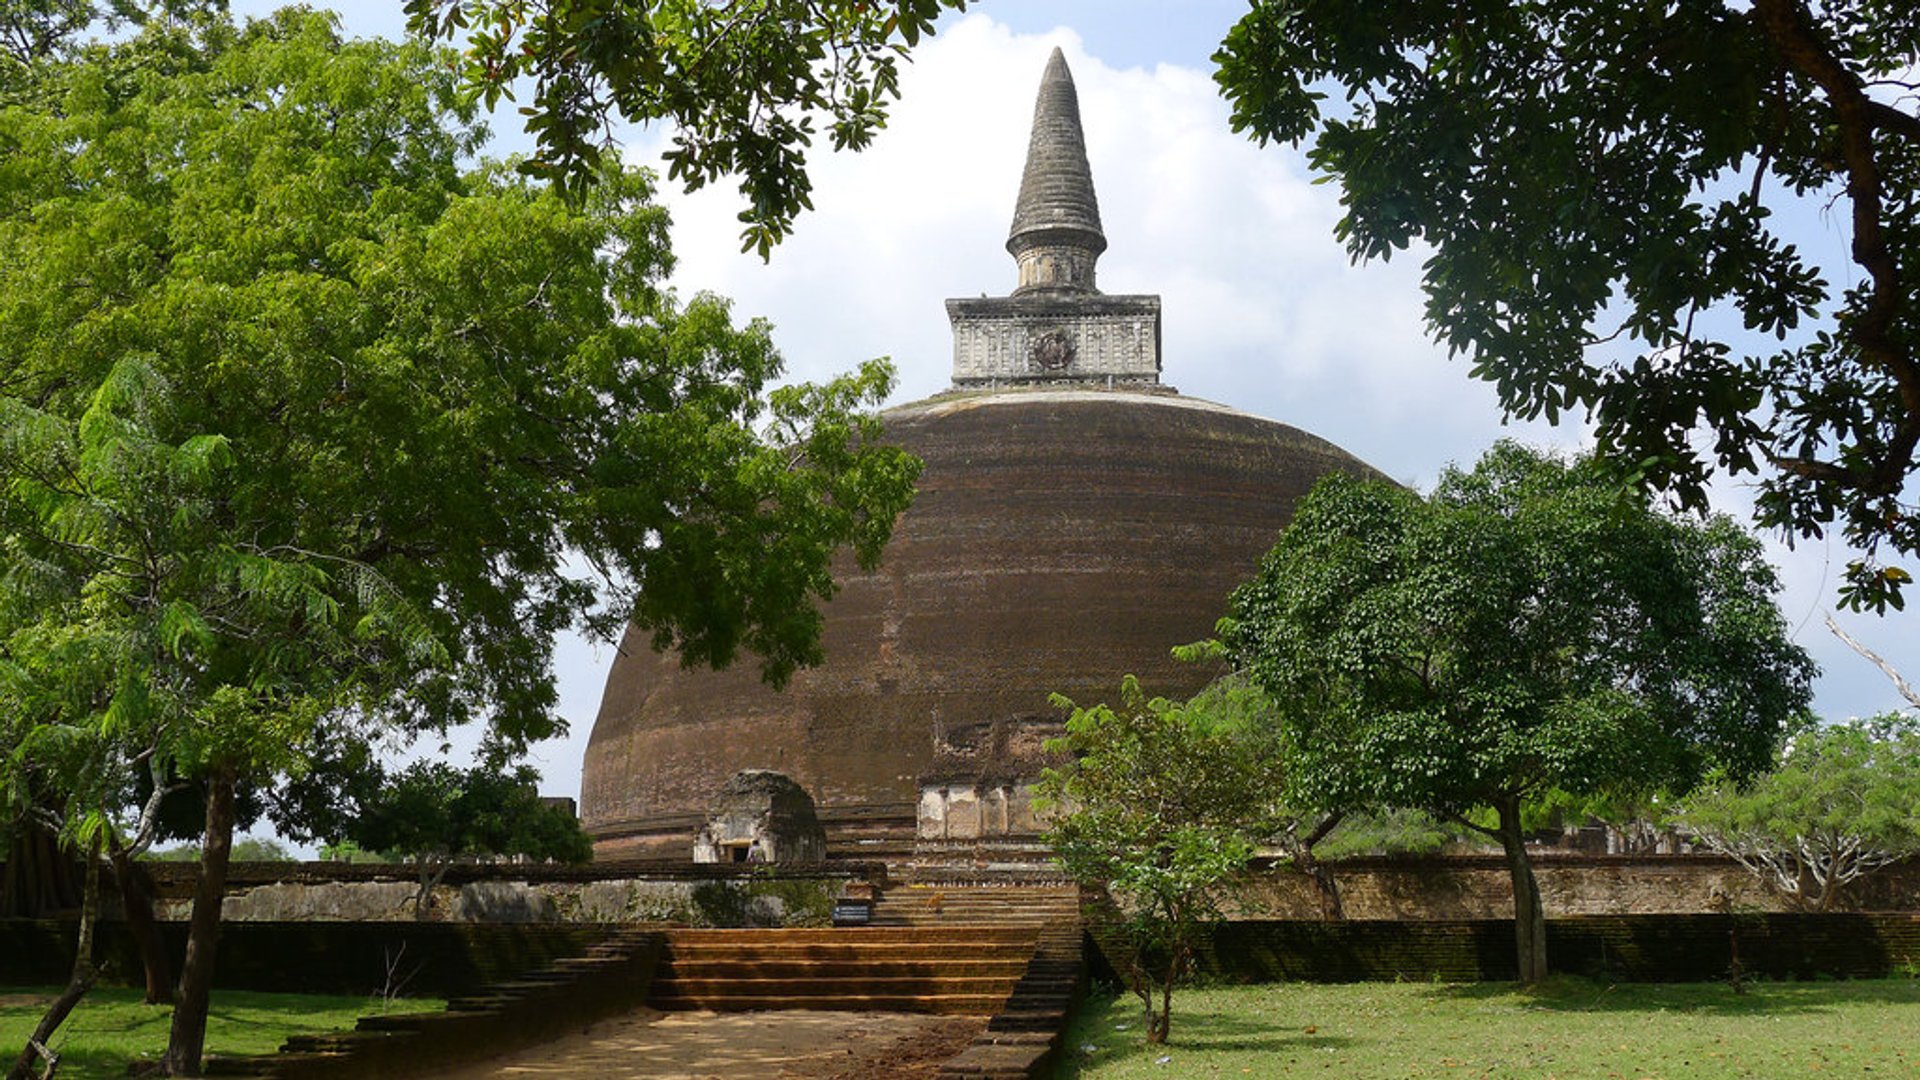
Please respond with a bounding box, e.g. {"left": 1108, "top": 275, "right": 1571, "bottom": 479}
{"left": 1753, "top": 0, "right": 1920, "bottom": 496}
{"left": 1865, "top": 100, "right": 1920, "bottom": 143}
{"left": 1443, "top": 810, "right": 1503, "bottom": 841}
{"left": 1824, "top": 612, "right": 1920, "bottom": 710}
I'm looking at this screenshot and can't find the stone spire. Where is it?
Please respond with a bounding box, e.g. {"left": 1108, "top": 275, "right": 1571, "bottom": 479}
{"left": 1007, "top": 47, "right": 1106, "bottom": 295}
{"left": 945, "top": 47, "right": 1161, "bottom": 391}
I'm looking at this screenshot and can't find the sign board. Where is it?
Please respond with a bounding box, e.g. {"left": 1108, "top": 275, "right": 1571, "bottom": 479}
{"left": 831, "top": 901, "right": 873, "bottom": 926}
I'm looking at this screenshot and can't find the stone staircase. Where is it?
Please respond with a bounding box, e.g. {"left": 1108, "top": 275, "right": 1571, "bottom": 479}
{"left": 937, "top": 918, "right": 1086, "bottom": 1079}
{"left": 648, "top": 926, "right": 1038, "bottom": 1013}
{"left": 909, "top": 838, "right": 1061, "bottom": 872}
{"left": 204, "top": 926, "right": 664, "bottom": 1078}
{"left": 869, "top": 883, "right": 1081, "bottom": 928}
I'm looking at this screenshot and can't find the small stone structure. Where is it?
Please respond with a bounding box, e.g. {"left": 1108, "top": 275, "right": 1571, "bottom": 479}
{"left": 917, "top": 716, "right": 1068, "bottom": 841}
{"left": 691, "top": 770, "right": 827, "bottom": 864}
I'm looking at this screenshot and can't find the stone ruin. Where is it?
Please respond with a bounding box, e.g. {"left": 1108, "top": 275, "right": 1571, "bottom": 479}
{"left": 917, "top": 715, "right": 1069, "bottom": 842}
{"left": 692, "top": 770, "right": 827, "bottom": 864}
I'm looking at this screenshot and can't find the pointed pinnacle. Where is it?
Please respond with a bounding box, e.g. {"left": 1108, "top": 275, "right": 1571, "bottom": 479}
{"left": 1008, "top": 47, "right": 1106, "bottom": 293}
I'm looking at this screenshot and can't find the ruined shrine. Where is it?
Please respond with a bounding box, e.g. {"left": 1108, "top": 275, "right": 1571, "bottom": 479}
{"left": 581, "top": 49, "right": 1384, "bottom": 858}
{"left": 691, "top": 770, "right": 828, "bottom": 865}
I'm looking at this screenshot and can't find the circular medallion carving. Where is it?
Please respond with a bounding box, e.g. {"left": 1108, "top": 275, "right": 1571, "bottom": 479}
{"left": 1030, "top": 329, "right": 1076, "bottom": 372}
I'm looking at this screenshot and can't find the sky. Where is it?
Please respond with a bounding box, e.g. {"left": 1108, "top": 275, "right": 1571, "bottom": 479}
{"left": 232, "top": 2, "right": 1917, "bottom": 812}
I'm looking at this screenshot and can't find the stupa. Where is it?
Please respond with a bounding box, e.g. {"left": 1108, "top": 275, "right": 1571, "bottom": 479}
{"left": 580, "top": 48, "right": 1382, "bottom": 858}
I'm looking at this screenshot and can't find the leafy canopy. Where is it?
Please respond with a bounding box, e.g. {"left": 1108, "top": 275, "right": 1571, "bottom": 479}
{"left": 1039, "top": 675, "right": 1283, "bottom": 1044}
{"left": 1227, "top": 441, "right": 1817, "bottom": 821}
{"left": 1675, "top": 713, "right": 1920, "bottom": 910}
{"left": 1216, "top": 0, "right": 1920, "bottom": 611}
{"left": 405, "top": 0, "right": 971, "bottom": 257}
{"left": 0, "top": 8, "right": 919, "bottom": 780}
{"left": 2, "top": 7, "right": 916, "bottom": 1071}
{"left": 1227, "top": 441, "right": 1815, "bottom": 980}
{"left": 349, "top": 761, "right": 593, "bottom": 867}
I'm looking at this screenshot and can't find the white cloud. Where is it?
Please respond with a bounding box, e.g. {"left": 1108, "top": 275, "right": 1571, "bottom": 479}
{"left": 631, "top": 14, "right": 1574, "bottom": 479}
{"left": 516, "top": 10, "right": 1914, "bottom": 802}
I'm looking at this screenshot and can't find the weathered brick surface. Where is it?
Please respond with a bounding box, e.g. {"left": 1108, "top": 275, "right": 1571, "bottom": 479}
{"left": 0, "top": 919, "right": 611, "bottom": 996}
{"left": 1231, "top": 852, "right": 1920, "bottom": 918}
{"left": 582, "top": 390, "right": 1382, "bottom": 855}
{"left": 1156, "top": 913, "right": 1920, "bottom": 984}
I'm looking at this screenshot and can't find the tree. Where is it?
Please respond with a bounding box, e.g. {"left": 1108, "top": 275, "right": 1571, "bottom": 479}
{"left": 1675, "top": 714, "right": 1920, "bottom": 910}
{"left": 1168, "top": 637, "right": 1351, "bottom": 917}
{"left": 1037, "top": 676, "right": 1285, "bottom": 1045}
{"left": 1226, "top": 441, "right": 1816, "bottom": 982}
{"left": 405, "top": 0, "right": 971, "bottom": 256}
{"left": 1216, "top": 1, "right": 1920, "bottom": 613}
{"left": 0, "top": 0, "right": 223, "bottom": 67}
{"left": 0, "top": 10, "right": 916, "bottom": 1073}
{"left": 0, "top": 680, "right": 181, "bottom": 1079}
{"left": 340, "top": 761, "right": 593, "bottom": 919}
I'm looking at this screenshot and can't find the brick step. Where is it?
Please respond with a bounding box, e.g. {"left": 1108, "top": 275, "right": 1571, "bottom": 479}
{"left": 653, "top": 974, "right": 1021, "bottom": 997}
{"left": 651, "top": 991, "right": 1011, "bottom": 1014}
{"left": 872, "top": 896, "right": 1076, "bottom": 907}
{"left": 664, "top": 927, "right": 1037, "bottom": 945}
{"left": 199, "top": 1056, "right": 282, "bottom": 1076}
{"left": 875, "top": 893, "right": 1078, "bottom": 907}
{"left": 880, "top": 894, "right": 1077, "bottom": 902}
{"left": 867, "top": 907, "right": 1075, "bottom": 914}
{"left": 885, "top": 886, "right": 1079, "bottom": 896}
{"left": 280, "top": 1031, "right": 392, "bottom": 1053}
{"left": 867, "top": 918, "right": 1062, "bottom": 928}
{"left": 353, "top": 1012, "right": 443, "bottom": 1033}
{"left": 875, "top": 895, "right": 1082, "bottom": 903}
{"left": 901, "top": 869, "right": 1079, "bottom": 886}
{"left": 868, "top": 912, "right": 1075, "bottom": 926}
{"left": 910, "top": 853, "right": 1058, "bottom": 865}
{"left": 662, "top": 958, "right": 1031, "bottom": 979}
{"left": 444, "top": 996, "right": 517, "bottom": 1012}
{"left": 663, "top": 942, "right": 1037, "bottom": 957}
{"left": 867, "top": 911, "right": 1064, "bottom": 921}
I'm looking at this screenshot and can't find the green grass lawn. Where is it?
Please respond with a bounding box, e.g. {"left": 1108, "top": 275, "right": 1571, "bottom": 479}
{"left": 1060, "top": 977, "right": 1920, "bottom": 1079}
{"left": 0, "top": 986, "right": 444, "bottom": 1079}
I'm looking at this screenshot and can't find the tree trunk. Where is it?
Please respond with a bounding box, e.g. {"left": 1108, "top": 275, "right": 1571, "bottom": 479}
{"left": 164, "top": 768, "right": 236, "bottom": 1077}
{"left": 9, "top": 839, "right": 102, "bottom": 1080}
{"left": 1297, "top": 851, "right": 1345, "bottom": 920}
{"left": 1495, "top": 796, "right": 1548, "bottom": 984}
{"left": 411, "top": 859, "right": 450, "bottom": 921}
{"left": 1291, "top": 812, "right": 1347, "bottom": 920}
{"left": 1143, "top": 943, "right": 1176, "bottom": 1045}
{"left": 109, "top": 847, "right": 174, "bottom": 1005}
{"left": 1126, "top": 962, "right": 1156, "bottom": 1038}
{"left": 1148, "top": 978, "right": 1171, "bottom": 1044}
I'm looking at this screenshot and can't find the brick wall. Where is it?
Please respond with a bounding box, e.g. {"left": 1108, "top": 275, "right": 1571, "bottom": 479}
{"left": 1161, "top": 914, "right": 1920, "bottom": 983}
{"left": 0, "top": 920, "right": 610, "bottom": 997}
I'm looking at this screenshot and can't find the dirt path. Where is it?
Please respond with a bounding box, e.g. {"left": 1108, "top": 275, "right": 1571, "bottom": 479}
{"left": 421, "top": 1009, "right": 984, "bottom": 1080}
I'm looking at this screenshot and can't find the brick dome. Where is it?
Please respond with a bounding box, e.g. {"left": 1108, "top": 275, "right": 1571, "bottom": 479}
{"left": 580, "top": 388, "right": 1381, "bottom": 856}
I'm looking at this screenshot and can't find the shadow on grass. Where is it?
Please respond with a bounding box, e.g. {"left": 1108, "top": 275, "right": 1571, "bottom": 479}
{"left": 1427, "top": 974, "right": 1920, "bottom": 1017}
{"left": 28, "top": 1047, "right": 148, "bottom": 1080}
{"left": 1059, "top": 992, "right": 1354, "bottom": 1077}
